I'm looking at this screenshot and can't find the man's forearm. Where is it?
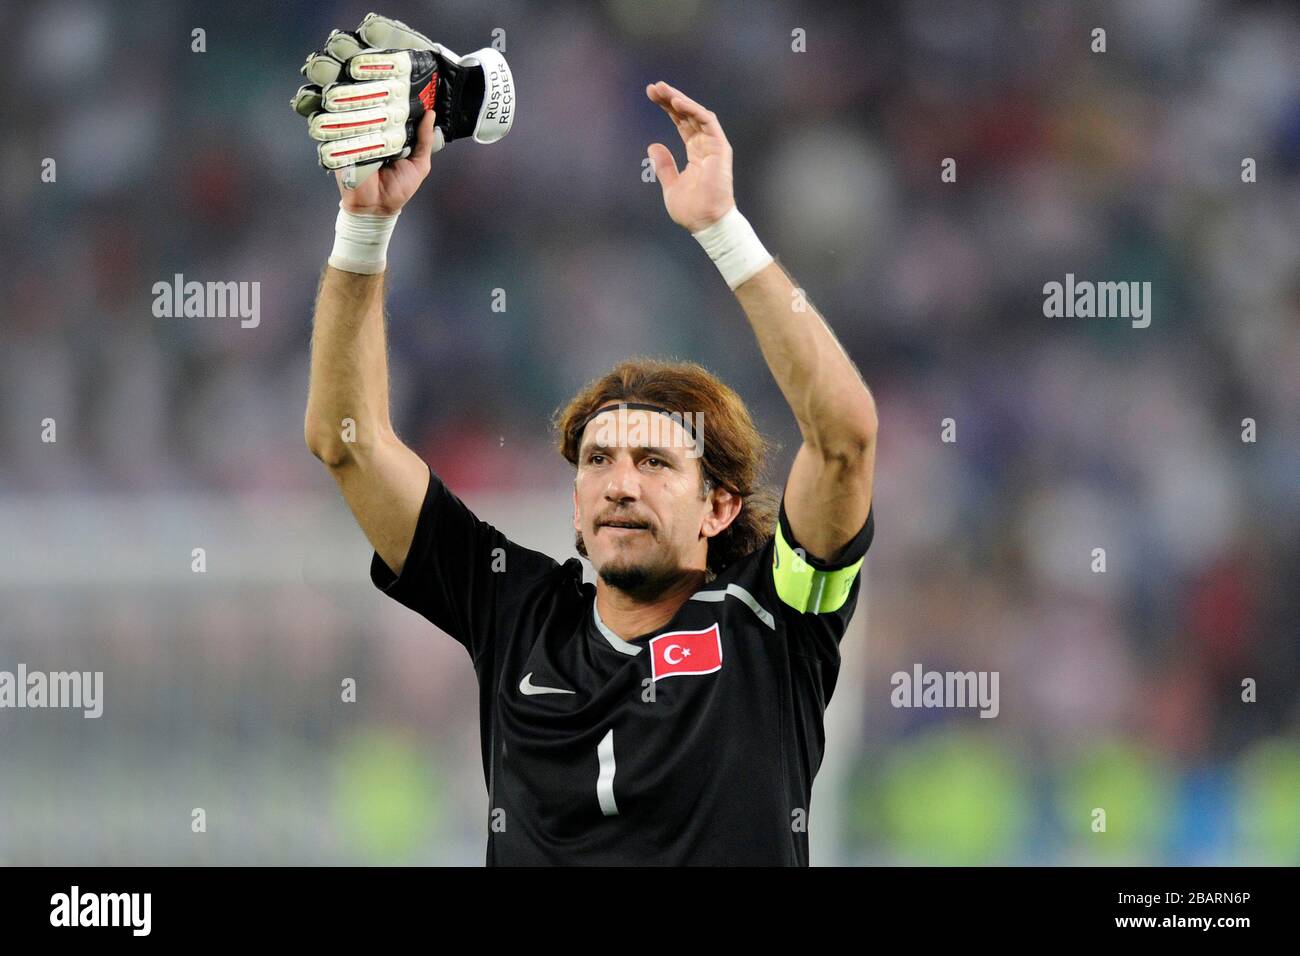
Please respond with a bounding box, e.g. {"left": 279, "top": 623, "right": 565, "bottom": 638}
{"left": 734, "top": 260, "right": 877, "bottom": 457}
{"left": 304, "top": 266, "right": 394, "bottom": 466}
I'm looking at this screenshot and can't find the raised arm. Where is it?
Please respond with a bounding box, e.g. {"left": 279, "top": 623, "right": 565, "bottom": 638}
{"left": 733, "top": 261, "right": 876, "bottom": 562}
{"left": 304, "top": 111, "right": 438, "bottom": 576}
{"left": 646, "top": 81, "right": 877, "bottom": 562}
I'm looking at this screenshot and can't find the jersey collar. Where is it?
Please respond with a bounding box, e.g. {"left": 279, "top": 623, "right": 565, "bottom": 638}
{"left": 591, "top": 601, "right": 645, "bottom": 656}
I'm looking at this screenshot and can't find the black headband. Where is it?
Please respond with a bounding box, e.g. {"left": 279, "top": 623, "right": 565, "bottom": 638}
{"left": 573, "top": 402, "right": 700, "bottom": 443}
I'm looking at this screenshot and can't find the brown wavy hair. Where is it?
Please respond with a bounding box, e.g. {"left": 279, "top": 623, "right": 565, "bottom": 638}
{"left": 553, "top": 357, "right": 780, "bottom": 574}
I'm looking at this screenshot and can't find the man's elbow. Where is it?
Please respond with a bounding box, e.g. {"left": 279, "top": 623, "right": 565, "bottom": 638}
{"left": 859, "top": 385, "right": 880, "bottom": 435}
{"left": 306, "top": 419, "right": 401, "bottom": 469}
{"left": 818, "top": 398, "right": 877, "bottom": 463}
{"left": 305, "top": 422, "right": 352, "bottom": 469}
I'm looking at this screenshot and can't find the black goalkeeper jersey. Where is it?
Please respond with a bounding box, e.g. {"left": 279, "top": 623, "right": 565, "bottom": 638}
{"left": 371, "top": 464, "right": 875, "bottom": 866}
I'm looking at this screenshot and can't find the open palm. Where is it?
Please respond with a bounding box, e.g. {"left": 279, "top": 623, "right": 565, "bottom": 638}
{"left": 645, "top": 81, "right": 736, "bottom": 233}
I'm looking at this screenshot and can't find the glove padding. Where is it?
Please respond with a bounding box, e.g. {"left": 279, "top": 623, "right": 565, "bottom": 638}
{"left": 291, "top": 12, "right": 515, "bottom": 189}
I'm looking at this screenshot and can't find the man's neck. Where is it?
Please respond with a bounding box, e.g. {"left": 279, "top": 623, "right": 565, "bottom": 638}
{"left": 595, "top": 568, "right": 709, "bottom": 642}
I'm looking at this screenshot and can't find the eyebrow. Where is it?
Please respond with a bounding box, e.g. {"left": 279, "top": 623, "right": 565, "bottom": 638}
{"left": 579, "top": 442, "right": 682, "bottom": 463}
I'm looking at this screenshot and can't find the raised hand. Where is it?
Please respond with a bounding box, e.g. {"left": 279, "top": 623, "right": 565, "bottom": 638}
{"left": 645, "top": 81, "right": 736, "bottom": 233}
{"left": 292, "top": 12, "right": 515, "bottom": 209}
{"left": 336, "top": 109, "right": 437, "bottom": 216}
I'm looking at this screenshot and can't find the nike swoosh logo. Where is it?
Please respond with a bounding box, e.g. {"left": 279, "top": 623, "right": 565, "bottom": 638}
{"left": 519, "top": 672, "right": 575, "bottom": 696}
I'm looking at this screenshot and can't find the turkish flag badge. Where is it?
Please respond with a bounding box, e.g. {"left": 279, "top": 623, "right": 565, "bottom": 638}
{"left": 650, "top": 624, "right": 723, "bottom": 682}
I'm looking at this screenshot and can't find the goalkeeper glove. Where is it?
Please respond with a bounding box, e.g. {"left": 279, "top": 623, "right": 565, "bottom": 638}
{"left": 290, "top": 12, "right": 515, "bottom": 189}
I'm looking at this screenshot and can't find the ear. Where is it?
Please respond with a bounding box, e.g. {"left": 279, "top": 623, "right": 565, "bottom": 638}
{"left": 700, "top": 486, "right": 742, "bottom": 540}
{"left": 572, "top": 482, "right": 581, "bottom": 533}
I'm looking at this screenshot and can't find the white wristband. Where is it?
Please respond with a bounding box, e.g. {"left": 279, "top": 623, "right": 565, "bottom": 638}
{"left": 329, "top": 203, "right": 401, "bottom": 275}
{"left": 691, "top": 206, "right": 773, "bottom": 290}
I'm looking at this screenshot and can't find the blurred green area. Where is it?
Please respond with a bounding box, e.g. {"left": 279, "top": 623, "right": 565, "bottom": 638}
{"left": 844, "top": 728, "right": 1299, "bottom": 865}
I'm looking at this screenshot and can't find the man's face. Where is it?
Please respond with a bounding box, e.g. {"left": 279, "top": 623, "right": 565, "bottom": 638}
{"left": 573, "top": 408, "right": 729, "bottom": 598}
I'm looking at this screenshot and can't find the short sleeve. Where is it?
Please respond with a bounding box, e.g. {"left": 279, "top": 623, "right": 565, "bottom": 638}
{"left": 770, "top": 495, "right": 875, "bottom": 658}
{"left": 370, "top": 464, "right": 560, "bottom": 664}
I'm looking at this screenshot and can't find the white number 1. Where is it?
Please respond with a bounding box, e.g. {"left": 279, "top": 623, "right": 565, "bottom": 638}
{"left": 596, "top": 728, "right": 619, "bottom": 816}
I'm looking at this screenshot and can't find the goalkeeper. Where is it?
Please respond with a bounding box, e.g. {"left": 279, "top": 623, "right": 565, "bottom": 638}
{"left": 301, "top": 14, "right": 878, "bottom": 865}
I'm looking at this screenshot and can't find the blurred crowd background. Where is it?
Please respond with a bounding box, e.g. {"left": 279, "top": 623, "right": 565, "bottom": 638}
{"left": 1, "top": 0, "right": 1297, "bottom": 864}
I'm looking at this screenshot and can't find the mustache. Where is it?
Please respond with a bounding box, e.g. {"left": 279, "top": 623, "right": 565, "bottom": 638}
{"left": 596, "top": 512, "right": 653, "bottom": 530}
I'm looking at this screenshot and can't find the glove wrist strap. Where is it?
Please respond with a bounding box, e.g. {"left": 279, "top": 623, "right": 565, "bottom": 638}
{"left": 691, "top": 206, "right": 773, "bottom": 290}
{"left": 329, "top": 203, "right": 400, "bottom": 275}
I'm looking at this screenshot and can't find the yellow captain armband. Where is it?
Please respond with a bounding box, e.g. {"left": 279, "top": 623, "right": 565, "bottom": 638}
{"left": 771, "top": 519, "right": 864, "bottom": 615}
